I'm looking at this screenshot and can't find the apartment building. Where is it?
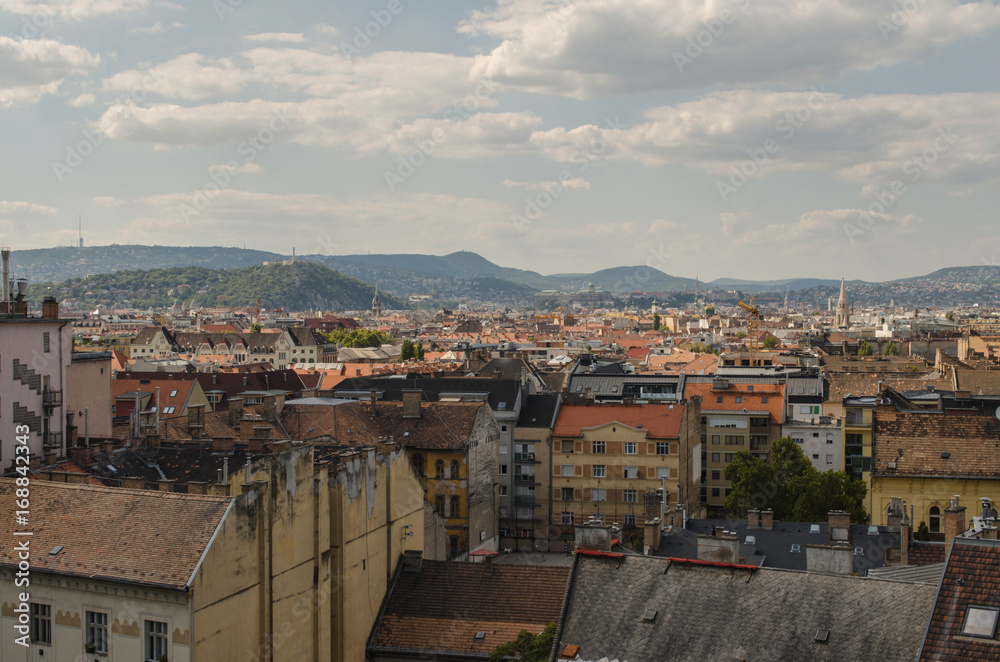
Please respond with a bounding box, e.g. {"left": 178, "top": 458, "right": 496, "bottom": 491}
{"left": 549, "top": 400, "right": 701, "bottom": 552}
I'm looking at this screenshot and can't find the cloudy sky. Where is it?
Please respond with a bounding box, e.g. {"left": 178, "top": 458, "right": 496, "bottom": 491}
{"left": 2, "top": 0, "right": 999, "bottom": 281}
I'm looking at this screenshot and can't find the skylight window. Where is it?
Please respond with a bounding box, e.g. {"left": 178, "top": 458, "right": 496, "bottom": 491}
{"left": 790, "top": 544, "right": 801, "bottom": 553}
{"left": 962, "top": 606, "right": 999, "bottom": 638}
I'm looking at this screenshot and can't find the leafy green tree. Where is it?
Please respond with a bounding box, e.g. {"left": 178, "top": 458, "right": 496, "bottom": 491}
{"left": 489, "top": 623, "right": 556, "bottom": 662}
{"left": 762, "top": 335, "right": 779, "bottom": 349}
{"left": 415, "top": 341, "right": 425, "bottom": 360}
{"left": 945, "top": 311, "right": 955, "bottom": 321}
{"left": 400, "top": 338, "right": 415, "bottom": 361}
{"left": 250, "top": 322, "right": 262, "bottom": 333}
{"left": 857, "top": 341, "right": 873, "bottom": 356}
{"left": 724, "top": 437, "right": 868, "bottom": 523}
{"left": 653, "top": 313, "right": 661, "bottom": 331}
{"left": 882, "top": 340, "right": 899, "bottom": 356}
{"left": 323, "top": 328, "right": 394, "bottom": 348}
{"left": 736, "top": 331, "right": 747, "bottom": 339}
{"left": 915, "top": 521, "right": 931, "bottom": 541}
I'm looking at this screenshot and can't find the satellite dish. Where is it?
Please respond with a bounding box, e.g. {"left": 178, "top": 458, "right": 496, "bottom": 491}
{"left": 995, "top": 406, "right": 1000, "bottom": 420}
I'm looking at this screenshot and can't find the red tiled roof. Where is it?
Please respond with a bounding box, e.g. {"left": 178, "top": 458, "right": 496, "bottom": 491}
{"left": 0, "top": 479, "right": 230, "bottom": 590}
{"left": 684, "top": 382, "right": 784, "bottom": 423}
{"left": 553, "top": 403, "right": 684, "bottom": 439}
{"left": 919, "top": 539, "right": 1000, "bottom": 661}
{"left": 369, "top": 560, "right": 569, "bottom": 657}
{"left": 873, "top": 409, "right": 1000, "bottom": 477}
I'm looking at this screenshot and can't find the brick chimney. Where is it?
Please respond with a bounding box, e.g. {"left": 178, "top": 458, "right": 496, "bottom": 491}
{"left": 747, "top": 509, "right": 761, "bottom": 529}
{"left": 760, "top": 509, "right": 774, "bottom": 530}
{"left": 121, "top": 476, "right": 146, "bottom": 490}
{"left": 402, "top": 389, "right": 422, "bottom": 419}
{"left": 188, "top": 404, "right": 205, "bottom": 438}
{"left": 403, "top": 549, "right": 423, "bottom": 572}
{"left": 886, "top": 496, "right": 903, "bottom": 532}
{"left": 944, "top": 495, "right": 967, "bottom": 549}
{"left": 900, "top": 500, "right": 910, "bottom": 566}
{"left": 828, "top": 511, "right": 851, "bottom": 544}
{"left": 158, "top": 479, "right": 176, "bottom": 492}
{"left": 41, "top": 296, "right": 59, "bottom": 320}
{"left": 228, "top": 397, "right": 244, "bottom": 428}
{"left": 369, "top": 388, "right": 378, "bottom": 418}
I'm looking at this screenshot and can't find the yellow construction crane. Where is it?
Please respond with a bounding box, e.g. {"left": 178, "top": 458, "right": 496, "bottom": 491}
{"left": 738, "top": 296, "right": 762, "bottom": 367}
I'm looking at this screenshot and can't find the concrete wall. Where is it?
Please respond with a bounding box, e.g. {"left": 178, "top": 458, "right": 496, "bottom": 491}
{"left": 467, "top": 404, "right": 501, "bottom": 555}
{"left": 697, "top": 534, "right": 738, "bottom": 563}
{"left": 0, "top": 319, "right": 71, "bottom": 466}
{"left": 0, "top": 572, "right": 191, "bottom": 662}
{"left": 66, "top": 354, "right": 113, "bottom": 439}
{"left": 806, "top": 544, "right": 853, "bottom": 574}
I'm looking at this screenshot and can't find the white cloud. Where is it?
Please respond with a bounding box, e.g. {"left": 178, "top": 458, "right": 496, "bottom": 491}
{"left": 91, "top": 196, "right": 125, "bottom": 207}
{"left": 68, "top": 92, "right": 95, "bottom": 107}
{"left": 530, "top": 90, "right": 1000, "bottom": 185}
{"left": 461, "top": 0, "right": 1000, "bottom": 98}
{"left": 102, "top": 54, "right": 249, "bottom": 101}
{"left": 0, "top": 36, "right": 100, "bottom": 107}
{"left": 244, "top": 33, "right": 306, "bottom": 43}
{"left": 132, "top": 21, "right": 182, "bottom": 34}
{"left": 648, "top": 219, "right": 687, "bottom": 234}
{"left": 503, "top": 177, "right": 589, "bottom": 190}
{"left": 585, "top": 221, "right": 635, "bottom": 238}
{"left": 0, "top": 0, "right": 152, "bottom": 20}
{"left": 0, "top": 201, "right": 59, "bottom": 216}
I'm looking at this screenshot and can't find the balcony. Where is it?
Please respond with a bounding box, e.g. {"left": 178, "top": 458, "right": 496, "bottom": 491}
{"left": 844, "top": 414, "right": 870, "bottom": 427}
{"left": 514, "top": 452, "right": 536, "bottom": 462}
{"left": 514, "top": 474, "right": 536, "bottom": 483}
{"left": 43, "top": 389, "right": 62, "bottom": 408}
{"left": 43, "top": 431, "right": 62, "bottom": 448}
{"left": 513, "top": 495, "right": 537, "bottom": 506}
{"left": 750, "top": 425, "right": 769, "bottom": 434}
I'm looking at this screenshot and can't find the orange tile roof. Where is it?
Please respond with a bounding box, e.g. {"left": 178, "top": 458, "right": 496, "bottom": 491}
{"left": 684, "top": 382, "right": 784, "bottom": 423}
{"left": 0, "top": 479, "right": 230, "bottom": 590}
{"left": 553, "top": 402, "right": 684, "bottom": 439}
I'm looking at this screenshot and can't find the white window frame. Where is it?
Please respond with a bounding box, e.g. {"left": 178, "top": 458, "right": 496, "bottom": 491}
{"left": 624, "top": 442, "right": 637, "bottom": 455}
{"left": 561, "top": 464, "right": 574, "bottom": 477}
{"left": 592, "top": 488, "right": 605, "bottom": 502}
{"left": 624, "top": 466, "right": 638, "bottom": 479}
{"left": 592, "top": 464, "right": 605, "bottom": 478}
{"left": 623, "top": 489, "right": 637, "bottom": 503}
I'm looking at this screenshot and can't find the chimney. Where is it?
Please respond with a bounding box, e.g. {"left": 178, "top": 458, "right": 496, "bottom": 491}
{"left": 828, "top": 511, "right": 851, "bottom": 544}
{"left": 188, "top": 481, "right": 209, "bottom": 495}
{"left": 483, "top": 556, "right": 495, "bottom": 575}
{"left": 121, "top": 476, "right": 146, "bottom": 490}
{"left": 228, "top": 397, "right": 244, "bottom": 428}
{"left": 188, "top": 404, "right": 205, "bottom": 438}
{"left": 263, "top": 396, "right": 276, "bottom": 421}
{"left": 886, "top": 496, "right": 903, "bottom": 532}
{"left": 402, "top": 389, "right": 422, "bottom": 419}
{"left": 369, "top": 388, "right": 378, "bottom": 417}
{"left": 41, "top": 296, "right": 59, "bottom": 320}
{"left": 747, "top": 509, "right": 761, "bottom": 529}
{"left": 900, "top": 500, "right": 910, "bottom": 566}
{"left": 760, "top": 509, "right": 774, "bottom": 530}
{"left": 944, "top": 495, "right": 967, "bottom": 549}
{"left": 403, "top": 549, "right": 423, "bottom": 572}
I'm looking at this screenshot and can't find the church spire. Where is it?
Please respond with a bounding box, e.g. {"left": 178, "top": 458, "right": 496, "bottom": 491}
{"left": 835, "top": 278, "right": 850, "bottom": 329}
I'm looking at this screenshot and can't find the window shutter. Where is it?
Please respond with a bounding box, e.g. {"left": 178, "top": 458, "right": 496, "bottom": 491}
{"left": 575, "top": 465, "right": 583, "bottom": 477}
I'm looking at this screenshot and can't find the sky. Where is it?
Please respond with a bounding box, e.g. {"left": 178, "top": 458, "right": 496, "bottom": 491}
{"left": 1, "top": 0, "right": 999, "bottom": 283}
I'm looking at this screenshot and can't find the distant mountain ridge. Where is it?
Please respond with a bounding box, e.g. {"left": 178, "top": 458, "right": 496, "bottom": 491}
{"left": 12, "top": 245, "right": 1000, "bottom": 306}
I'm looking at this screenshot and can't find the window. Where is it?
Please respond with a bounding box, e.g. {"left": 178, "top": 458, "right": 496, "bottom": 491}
{"left": 499, "top": 485, "right": 508, "bottom": 497}
{"left": 724, "top": 453, "right": 734, "bottom": 462}
{"left": 711, "top": 470, "right": 721, "bottom": 480}
{"left": 499, "top": 464, "right": 508, "bottom": 476}
{"left": 145, "top": 620, "right": 169, "bottom": 662}
{"left": 501, "top": 425, "right": 507, "bottom": 432}
{"left": 500, "top": 526, "right": 513, "bottom": 537}
{"left": 656, "top": 442, "right": 669, "bottom": 455}
{"left": 450, "top": 496, "right": 460, "bottom": 517}
{"left": 761, "top": 396, "right": 768, "bottom": 404}
{"left": 592, "top": 488, "right": 605, "bottom": 502}
{"left": 711, "top": 453, "right": 720, "bottom": 462}
{"left": 561, "top": 487, "right": 574, "bottom": 501}
{"left": 561, "top": 464, "right": 574, "bottom": 477}
{"left": 812, "top": 453, "right": 819, "bottom": 459}
{"left": 43, "top": 332, "right": 50, "bottom": 353}
{"left": 412, "top": 454, "right": 425, "bottom": 476}
{"left": 499, "top": 443, "right": 508, "bottom": 455}
{"left": 962, "top": 606, "right": 1000, "bottom": 638}
{"left": 711, "top": 488, "right": 720, "bottom": 497}
{"left": 724, "top": 435, "right": 743, "bottom": 445}
{"left": 735, "top": 396, "right": 742, "bottom": 403}
{"left": 561, "top": 440, "right": 574, "bottom": 453}
{"left": 435, "top": 459, "right": 445, "bottom": 478}
{"left": 450, "top": 460, "right": 460, "bottom": 479}
{"left": 86, "top": 611, "right": 109, "bottom": 654}
{"left": 561, "top": 512, "right": 574, "bottom": 525}
{"left": 624, "top": 489, "right": 637, "bottom": 503}
{"left": 827, "top": 438, "right": 834, "bottom": 444}
{"left": 929, "top": 506, "right": 941, "bottom": 533}
{"left": 592, "top": 441, "right": 605, "bottom": 454}
{"left": 826, "top": 454, "right": 834, "bottom": 466}
{"left": 716, "top": 396, "right": 723, "bottom": 403}
{"left": 624, "top": 514, "right": 637, "bottom": 525}
{"left": 712, "top": 435, "right": 720, "bottom": 445}
{"left": 169, "top": 390, "right": 178, "bottom": 397}
{"left": 435, "top": 495, "right": 445, "bottom": 513}
{"left": 624, "top": 466, "right": 638, "bottom": 478}
{"left": 30, "top": 603, "right": 51, "bottom": 645}
{"left": 592, "top": 465, "right": 605, "bottom": 478}
{"left": 624, "top": 442, "right": 637, "bottom": 455}
{"left": 517, "top": 527, "right": 533, "bottom": 538}
{"left": 656, "top": 467, "right": 669, "bottom": 479}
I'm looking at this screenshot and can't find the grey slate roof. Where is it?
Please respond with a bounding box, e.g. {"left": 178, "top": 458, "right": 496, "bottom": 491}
{"left": 558, "top": 554, "right": 937, "bottom": 662}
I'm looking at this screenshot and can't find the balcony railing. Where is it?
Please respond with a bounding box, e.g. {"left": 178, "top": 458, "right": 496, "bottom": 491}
{"left": 43, "top": 389, "right": 62, "bottom": 408}
{"left": 514, "top": 452, "right": 536, "bottom": 462}
{"left": 844, "top": 414, "right": 869, "bottom": 427}
{"left": 514, "top": 474, "right": 536, "bottom": 483}
{"left": 43, "top": 431, "right": 62, "bottom": 448}
{"left": 513, "top": 496, "right": 537, "bottom": 506}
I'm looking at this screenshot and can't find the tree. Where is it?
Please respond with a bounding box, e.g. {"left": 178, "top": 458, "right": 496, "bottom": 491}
{"left": 857, "top": 341, "right": 873, "bottom": 356}
{"left": 916, "top": 521, "right": 931, "bottom": 541}
{"left": 250, "top": 322, "right": 262, "bottom": 333}
{"left": 653, "top": 313, "right": 661, "bottom": 331}
{"left": 945, "top": 311, "right": 955, "bottom": 321}
{"left": 882, "top": 340, "right": 899, "bottom": 356}
{"left": 322, "top": 328, "right": 393, "bottom": 348}
{"left": 415, "top": 341, "right": 425, "bottom": 360}
{"left": 489, "top": 623, "right": 556, "bottom": 662}
{"left": 736, "top": 331, "right": 747, "bottom": 339}
{"left": 400, "top": 338, "right": 415, "bottom": 361}
{"left": 762, "top": 335, "right": 779, "bottom": 349}
{"left": 724, "top": 437, "right": 869, "bottom": 524}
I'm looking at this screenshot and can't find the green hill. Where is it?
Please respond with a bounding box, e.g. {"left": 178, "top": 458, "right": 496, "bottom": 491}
{"left": 28, "top": 261, "right": 403, "bottom": 312}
